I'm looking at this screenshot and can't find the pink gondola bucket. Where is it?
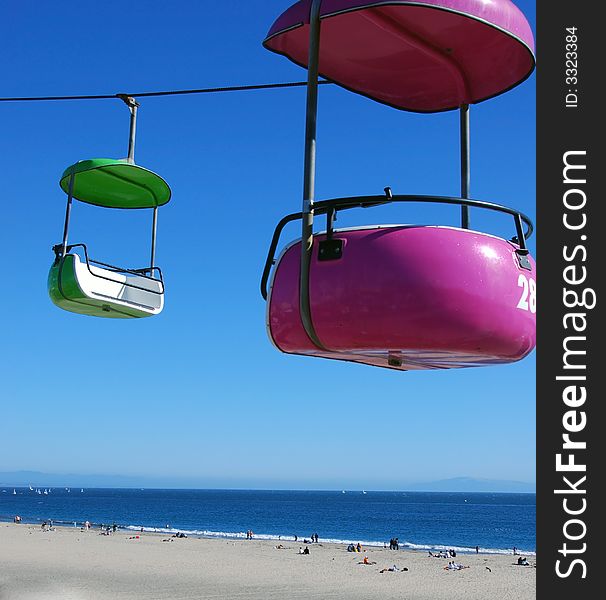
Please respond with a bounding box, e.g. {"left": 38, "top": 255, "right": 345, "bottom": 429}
{"left": 267, "top": 225, "right": 536, "bottom": 370}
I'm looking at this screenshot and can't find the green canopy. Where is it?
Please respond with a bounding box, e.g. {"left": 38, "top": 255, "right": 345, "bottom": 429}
{"left": 59, "top": 158, "right": 171, "bottom": 209}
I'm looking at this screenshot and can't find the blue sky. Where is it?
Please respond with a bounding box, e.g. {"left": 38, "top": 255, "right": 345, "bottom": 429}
{"left": 0, "top": 1, "right": 536, "bottom": 490}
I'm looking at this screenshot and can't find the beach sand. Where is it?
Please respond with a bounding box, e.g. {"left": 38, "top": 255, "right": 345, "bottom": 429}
{"left": 0, "top": 523, "right": 535, "bottom": 599}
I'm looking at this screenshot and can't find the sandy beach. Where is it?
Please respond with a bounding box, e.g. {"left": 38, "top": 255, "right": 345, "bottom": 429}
{"left": 0, "top": 523, "right": 535, "bottom": 600}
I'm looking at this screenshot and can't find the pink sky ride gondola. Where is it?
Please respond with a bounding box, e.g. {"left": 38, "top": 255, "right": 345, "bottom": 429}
{"left": 261, "top": 0, "right": 536, "bottom": 371}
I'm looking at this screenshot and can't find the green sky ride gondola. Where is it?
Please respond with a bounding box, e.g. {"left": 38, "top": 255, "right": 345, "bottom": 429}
{"left": 48, "top": 97, "right": 172, "bottom": 318}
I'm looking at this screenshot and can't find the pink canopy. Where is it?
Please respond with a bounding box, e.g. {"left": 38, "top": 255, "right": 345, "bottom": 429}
{"left": 264, "top": 0, "right": 535, "bottom": 112}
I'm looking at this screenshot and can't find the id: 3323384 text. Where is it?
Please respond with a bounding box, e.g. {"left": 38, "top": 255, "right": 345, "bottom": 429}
{"left": 565, "top": 27, "right": 579, "bottom": 109}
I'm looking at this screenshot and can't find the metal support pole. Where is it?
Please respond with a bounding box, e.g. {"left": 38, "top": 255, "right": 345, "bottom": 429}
{"left": 127, "top": 101, "right": 138, "bottom": 164}
{"left": 460, "top": 104, "right": 470, "bottom": 229}
{"left": 118, "top": 94, "right": 140, "bottom": 164}
{"left": 61, "top": 173, "right": 75, "bottom": 256}
{"left": 299, "top": 0, "right": 325, "bottom": 350}
{"left": 150, "top": 206, "right": 158, "bottom": 276}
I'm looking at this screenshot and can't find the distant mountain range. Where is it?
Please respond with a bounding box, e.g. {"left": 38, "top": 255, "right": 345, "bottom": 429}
{"left": 0, "top": 471, "right": 535, "bottom": 493}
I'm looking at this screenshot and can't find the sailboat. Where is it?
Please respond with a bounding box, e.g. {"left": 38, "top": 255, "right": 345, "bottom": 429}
{"left": 13, "top": 489, "right": 16, "bottom": 495}
{"left": 29, "top": 484, "right": 33, "bottom": 491}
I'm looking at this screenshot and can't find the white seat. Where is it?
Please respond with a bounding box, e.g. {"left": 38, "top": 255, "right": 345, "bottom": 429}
{"left": 72, "top": 253, "right": 164, "bottom": 314}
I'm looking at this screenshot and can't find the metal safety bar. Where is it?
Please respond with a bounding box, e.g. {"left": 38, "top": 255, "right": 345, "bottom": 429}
{"left": 53, "top": 243, "right": 164, "bottom": 295}
{"left": 260, "top": 192, "right": 534, "bottom": 301}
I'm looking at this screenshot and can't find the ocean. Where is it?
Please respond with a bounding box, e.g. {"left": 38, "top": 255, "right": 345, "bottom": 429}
{"left": 0, "top": 488, "right": 535, "bottom": 555}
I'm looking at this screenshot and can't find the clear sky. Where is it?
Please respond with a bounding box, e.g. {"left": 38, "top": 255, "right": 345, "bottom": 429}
{"left": 0, "top": 1, "right": 536, "bottom": 490}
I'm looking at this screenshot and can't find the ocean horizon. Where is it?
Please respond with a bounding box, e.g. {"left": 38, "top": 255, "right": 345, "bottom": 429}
{"left": 1, "top": 488, "right": 536, "bottom": 555}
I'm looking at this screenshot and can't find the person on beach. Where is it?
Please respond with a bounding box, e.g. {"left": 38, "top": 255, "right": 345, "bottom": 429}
{"left": 476, "top": 546, "right": 479, "bottom": 554}
{"left": 513, "top": 546, "right": 518, "bottom": 555}
{"left": 356, "top": 543, "right": 362, "bottom": 553}
{"left": 445, "top": 562, "right": 469, "bottom": 570}
{"left": 298, "top": 547, "right": 304, "bottom": 554}
{"left": 380, "top": 564, "right": 405, "bottom": 573}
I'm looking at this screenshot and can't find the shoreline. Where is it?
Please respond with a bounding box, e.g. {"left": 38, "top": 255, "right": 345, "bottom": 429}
{"left": 0, "top": 517, "right": 536, "bottom": 557}
{"left": 1, "top": 522, "right": 536, "bottom": 599}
